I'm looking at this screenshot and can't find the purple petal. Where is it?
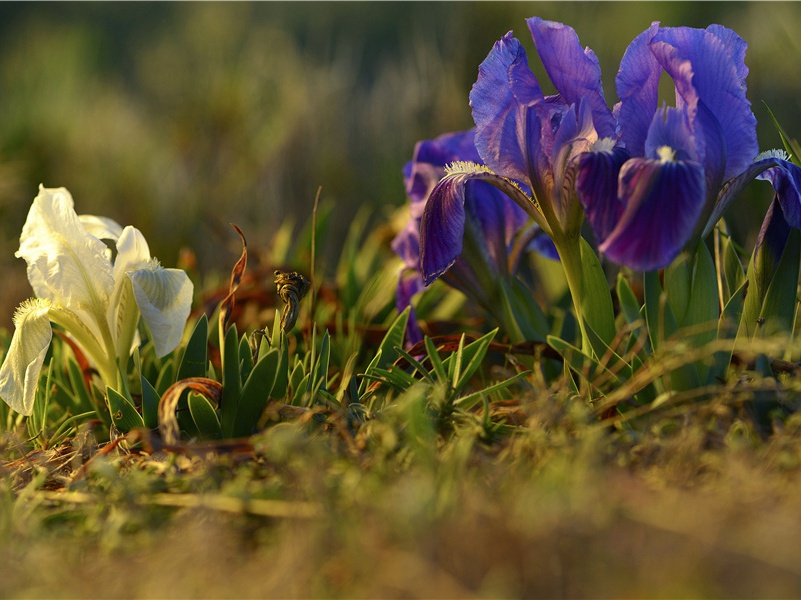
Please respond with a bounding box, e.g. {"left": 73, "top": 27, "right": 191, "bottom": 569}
{"left": 404, "top": 130, "right": 479, "bottom": 204}
{"left": 599, "top": 157, "right": 706, "bottom": 271}
{"left": 754, "top": 197, "right": 791, "bottom": 293}
{"left": 615, "top": 22, "right": 662, "bottom": 156}
{"left": 706, "top": 154, "right": 791, "bottom": 234}
{"left": 643, "top": 106, "right": 698, "bottom": 162}
{"left": 650, "top": 26, "right": 758, "bottom": 182}
{"left": 470, "top": 33, "right": 543, "bottom": 183}
{"left": 527, "top": 17, "right": 616, "bottom": 140}
{"left": 576, "top": 146, "right": 630, "bottom": 241}
{"left": 420, "top": 176, "right": 468, "bottom": 285}
{"left": 758, "top": 158, "right": 801, "bottom": 230}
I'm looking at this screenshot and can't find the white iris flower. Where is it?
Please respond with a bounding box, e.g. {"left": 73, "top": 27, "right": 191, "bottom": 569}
{"left": 0, "top": 186, "right": 194, "bottom": 415}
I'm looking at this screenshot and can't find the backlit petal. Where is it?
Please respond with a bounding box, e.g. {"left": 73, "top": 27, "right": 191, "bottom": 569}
{"left": 0, "top": 299, "right": 52, "bottom": 415}
{"left": 615, "top": 22, "right": 661, "bottom": 156}
{"left": 527, "top": 17, "right": 616, "bottom": 139}
{"left": 599, "top": 157, "right": 705, "bottom": 271}
{"left": 470, "top": 32, "right": 542, "bottom": 183}
{"left": 16, "top": 186, "right": 114, "bottom": 315}
{"left": 650, "top": 26, "right": 757, "bottom": 182}
{"left": 129, "top": 267, "right": 193, "bottom": 357}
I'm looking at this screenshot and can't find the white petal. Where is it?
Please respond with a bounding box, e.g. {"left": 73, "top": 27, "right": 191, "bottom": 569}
{"left": 79, "top": 214, "right": 124, "bottom": 243}
{"left": 16, "top": 186, "right": 114, "bottom": 317}
{"left": 113, "top": 226, "right": 152, "bottom": 281}
{"left": 0, "top": 299, "right": 53, "bottom": 415}
{"left": 129, "top": 267, "right": 194, "bottom": 357}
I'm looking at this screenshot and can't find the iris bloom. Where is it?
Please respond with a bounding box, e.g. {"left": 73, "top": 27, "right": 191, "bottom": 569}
{"left": 0, "top": 186, "right": 194, "bottom": 415}
{"left": 577, "top": 22, "right": 763, "bottom": 270}
{"left": 393, "top": 129, "right": 554, "bottom": 342}
{"left": 420, "top": 18, "right": 622, "bottom": 346}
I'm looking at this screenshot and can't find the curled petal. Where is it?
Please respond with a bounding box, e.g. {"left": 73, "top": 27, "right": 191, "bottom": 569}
{"left": 420, "top": 167, "right": 539, "bottom": 286}
{"left": 470, "top": 32, "right": 543, "bottom": 182}
{"left": 599, "top": 157, "right": 706, "bottom": 271}
{"left": 420, "top": 177, "right": 467, "bottom": 286}
{"left": 129, "top": 267, "right": 194, "bottom": 357}
{"left": 757, "top": 158, "right": 801, "bottom": 230}
{"left": 576, "top": 146, "right": 630, "bottom": 241}
{"left": 0, "top": 299, "right": 53, "bottom": 415}
{"left": 16, "top": 186, "right": 114, "bottom": 314}
{"left": 705, "top": 154, "right": 795, "bottom": 235}
{"left": 527, "top": 17, "right": 616, "bottom": 139}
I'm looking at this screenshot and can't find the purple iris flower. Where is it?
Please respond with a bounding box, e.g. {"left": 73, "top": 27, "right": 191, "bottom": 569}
{"left": 392, "top": 128, "right": 554, "bottom": 342}
{"left": 421, "top": 17, "right": 793, "bottom": 280}
{"left": 577, "top": 22, "right": 762, "bottom": 270}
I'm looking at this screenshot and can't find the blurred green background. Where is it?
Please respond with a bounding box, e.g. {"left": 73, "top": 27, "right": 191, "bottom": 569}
{"left": 0, "top": 2, "right": 799, "bottom": 328}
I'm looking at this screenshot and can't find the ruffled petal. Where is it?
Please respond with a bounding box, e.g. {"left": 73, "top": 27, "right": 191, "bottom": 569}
{"left": 129, "top": 267, "right": 194, "bottom": 357}
{"left": 615, "top": 22, "right": 662, "bottom": 156}
{"left": 0, "top": 299, "right": 53, "bottom": 415}
{"left": 599, "top": 157, "right": 706, "bottom": 271}
{"left": 527, "top": 17, "right": 616, "bottom": 139}
{"left": 16, "top": 186, "right": 114, "bottom": 315}
{"left": 470, "top": 32, "right": 543, "bottom": 183}
{"left": 576, "top": 145, "right": 630, "bottom": 241}
{"left": 650, "top": 26, "right": 758, "bottom": 182}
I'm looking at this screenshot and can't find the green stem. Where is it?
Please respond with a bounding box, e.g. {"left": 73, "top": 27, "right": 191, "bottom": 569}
{"left": 552, "top": 234, "right": 591, "bottom": 352}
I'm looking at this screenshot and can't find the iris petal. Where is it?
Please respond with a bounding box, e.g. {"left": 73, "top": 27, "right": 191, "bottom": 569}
{"left": 650, "top": 26, "right": 757, "bottom": 182}
{"left": 470, "top": 33, "right": 542, "bottom": 182}
{"left": 129, "top": 267, "right": 193, "bottom": 357}
{"left": 757, "top": 159, "right": 801, "bottom": 230}
{"left": 599, "top": 157, "right": 706, "bottom": 271}
{"left": 16, "top": 186, "right": 114, "bottom": 317}
{"left": 576, "top": 146, "right": 630, "bottom": 241}
{"left": 706, "top": 155, "right": 794, "bottom": 234}
{"left": 527, "top": 17, "right": 616, "bottom": 140}
{"left": 420, "top": 176, "right": 467, "bottom": 286}
{"left": 0, "top": 300, "right": 52, "bottom": 415}
{"left": 615, "top": 22, "right": 661, "bottom": 157}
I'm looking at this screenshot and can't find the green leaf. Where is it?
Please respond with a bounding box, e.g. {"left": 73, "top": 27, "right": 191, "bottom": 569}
{"left": 765, "top": 103, "right": 801, "bottom": 167}
{"left": 578, "top": 237, "right": 616, "bottom": 348}
{"left": 498, "top": 277, "right": 548, "bottom": 343}
{"left": 188, "top": 392, "right": 223, "bottom": 440}
{"left": 107, "top": 386, "right": 144, "bottom": 433}
{"left": 758, "top": 227, "right": 801, "bottom": 337}
{"left": 455, "top": 371, "right": 532, "bottom": 410}
{"left": 140, "top": 376, "right": 161, "bottom": 430}
{"left": 616, "top": 273, "right": 643, "bottom": 326}
{"left": 219, "top": 324, "right": 242, "bottom": 436}
{"left": 441, "top": 329, "right": 498, "bottom": 391}
{"left": 358, "top": 307, "right": 410, "bottom": 395}
{"left": 230, "top": 348, "right": 280, "bottom": 437}
{"left": 176, "top": 314, "right": 208, "bottom": 381}
{"left": 424, "top": 336, "right": 448, "bottom": 383}
{"left": 643, "top": 269, "right": 678, "bottom": 351}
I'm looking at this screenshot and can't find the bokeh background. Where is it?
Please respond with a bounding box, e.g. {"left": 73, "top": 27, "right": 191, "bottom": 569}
{"left": 0, "top": 2, "right": 799, "bottom": 328}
